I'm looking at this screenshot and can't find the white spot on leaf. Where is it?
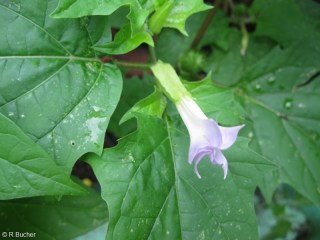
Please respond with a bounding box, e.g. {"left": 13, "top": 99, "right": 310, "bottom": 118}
{"left": 86, "top": 117, "right": 105, "bottom": 143}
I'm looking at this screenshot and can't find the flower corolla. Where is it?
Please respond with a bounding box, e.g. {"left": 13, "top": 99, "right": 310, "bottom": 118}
{"left": 176, "top": 96, "right": 244, "bottom": 178}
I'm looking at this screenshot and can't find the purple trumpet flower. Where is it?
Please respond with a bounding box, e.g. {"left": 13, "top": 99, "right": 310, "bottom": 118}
{"left": 176, "top": 96, "right": 244, "bottom": 179}
{"left": 150, "top": 61, "right": 244, "bottom": 179}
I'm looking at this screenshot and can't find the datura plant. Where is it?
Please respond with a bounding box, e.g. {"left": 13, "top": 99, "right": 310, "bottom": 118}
{"left": 0, "top": 0, "right": 319, "bottom": 239}
{"left": 151, "top": 61, "right": 244, "bottom": 179}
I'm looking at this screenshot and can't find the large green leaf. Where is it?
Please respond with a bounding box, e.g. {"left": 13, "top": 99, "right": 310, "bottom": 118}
{"left": 196, "top": 0, "right": 320, "bottom": 206}
{"left": 86, "top": 79, "right": 275, "bottom": 239}
{"left": 205, "top": 30, "right": 276, "bottom": 86}
{"left": 252, "top": 0, "right": 320, "bottom": 47}
{"left": 0, "top": 0, "right": 122, "bottom": 170}
{"left": 0, "top": 191, "right": 108, "bottom": 239}
{"left": 237, "top": 38, "right": 320, "bottom": 205}
{"left": 0, "top": 113, "right": 85, "bottom": 200}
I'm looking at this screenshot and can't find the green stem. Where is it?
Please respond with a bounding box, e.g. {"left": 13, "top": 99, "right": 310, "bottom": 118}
{"left": 149, "top": 45, "right": 157, "bottom": 64}
{"left": 113, "top": 60, "right": 152, "bottom": 69}
{"left": 191, "top": 0, "right": 222, "bottom": 49}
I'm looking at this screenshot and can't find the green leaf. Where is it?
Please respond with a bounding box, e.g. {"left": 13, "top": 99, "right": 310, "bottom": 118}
{"left": 184, "top": 76, "right": 245, "bottom": 125}
{"left": 108, "top": 75, "right": 155, "bottom": 138}
{"left": 109, "top": 7, "right": 130, "bottom": 29}
{"left": 93, "top": 24, "right": 154, "bottom": 55}
{"left": 252, "top": 0, "right": 320, "bottom": 47}
{"left": 51, "top": 0, "right": 212, "bottom": 55}
{"left": 302, "top": 205, "right": 320, "bottom": 239}
{"left": 86, "top": 80, "right": 274, "bottom": 239}
{"left": 0, "top": 191, "right": 108, "bottom": 239}
{"left": 163, "top": 0, "right": 212, "bottom": 35}
{"left": 149, "top": 0, "right": 174, "bottom": 35}
{"left": 120, "top": 88, "right": 167, "bottom": 124}
{"left": 237, "top": 39, "right": 320, "bottom": 205}
{"left": 206, "top": 30, "right": 276, "bottom": 86}
{"left": 0, "top": 113, "right": 85, "bottom": 200}
{"left": 156, "top": 9, "right": 230, "bottom": 65}
{"left": 201, "top": 0, "right": 320, "bottom": 207}
{"left": 51, "top": 0, "right": 151, "bottom": 36}
{"left": 52, "top": 0, "right": 211, "bottom": 36}
{"left": 0, "top": 0, "right": 122, "bottom": 170}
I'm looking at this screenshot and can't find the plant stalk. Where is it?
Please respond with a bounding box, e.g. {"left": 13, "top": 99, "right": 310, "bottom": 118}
{"left": 149, "top": 45, "right": 157, "bottom": 64}
{"left": 113, "top": 60, "right": 152, "bottom": 69}
{"left": 191, "top": 0, "right": 222, "bottom": 49}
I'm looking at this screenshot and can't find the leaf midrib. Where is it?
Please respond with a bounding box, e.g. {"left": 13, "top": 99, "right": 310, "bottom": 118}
{"left": 0, "top": 59, "right": 71, "bottom": 109}
{"left": 36, "top": 63, "right": 104, "bottom": 141}
{"left": 0, "top": 55, "right": 100, "bottom": 61}
{"left": 165, "top": 116, "right": 183, "bottom": 239}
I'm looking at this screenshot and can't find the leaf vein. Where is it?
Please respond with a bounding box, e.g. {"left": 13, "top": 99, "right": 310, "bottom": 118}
{"left": 0, "top": 3, "right": 72, "bottom": 55}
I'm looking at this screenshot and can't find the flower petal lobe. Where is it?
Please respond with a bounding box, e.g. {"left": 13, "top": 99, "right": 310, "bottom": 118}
{"left": 219, "top": 125, "right": 245, "bottom": 150}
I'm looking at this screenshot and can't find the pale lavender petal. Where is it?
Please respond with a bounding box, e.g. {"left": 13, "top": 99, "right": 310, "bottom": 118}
{"left": 212, "top": 149, "right": 228, "bottom": 179}
{"left": 189, "top": 148, "right": 208, "bottom": 164}
{"left": 188, "top": 147, "right": 198, "bottom": 165}
{"left": 190, "top": 148, "right": 213, "bottom": 178}
{"left": 219, "top": 124, "right": 245, "bottom": 150}
{"left": 188, "top": 119, "right": 221, "bottom": 163}
{"left": 187, "top": 119, "right": 222, "bottom": 147}
{"left": 175, "top": 95, "right": 243, "bottom": 179}
{"left": 204, "top": 119, "right": 222, "bottom": 147}
{"left": 188, "top": 143, "right": 204, "bottom": 164}
{"left": 194, "top": 157, "right": 202, "bottom": 179}
{"left": 188, "top": 144, "right": 198, "bottom": 164}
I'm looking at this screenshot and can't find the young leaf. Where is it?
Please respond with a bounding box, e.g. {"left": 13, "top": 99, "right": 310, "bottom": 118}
{"left": 108, "top": 75, "right": 155, "bottom": 138}
{"left": 86, "top": 80, "right": 275, "bottom": 239}
{"left": 52, "top": 0, "right": 211, "bottom": 36}
{"left": 0, "top": 0, "right": 122, "bottom": 170}
{"left": 0, "top": 113, "right": 85, "bottom": 200}
{"left": 163, "top": 0, "right": 212, "bottom": 35}
{"left": 93, "top": 24, "right": 154, "bottom": 55}
{"left": 51, "top": 0, "right": 150, "bottom": 36}
{"left": 0, "top": 191, "right": 108, "bottom": 239}
{"left": 120, "top": 88, "right": 167, "bottom": 124}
